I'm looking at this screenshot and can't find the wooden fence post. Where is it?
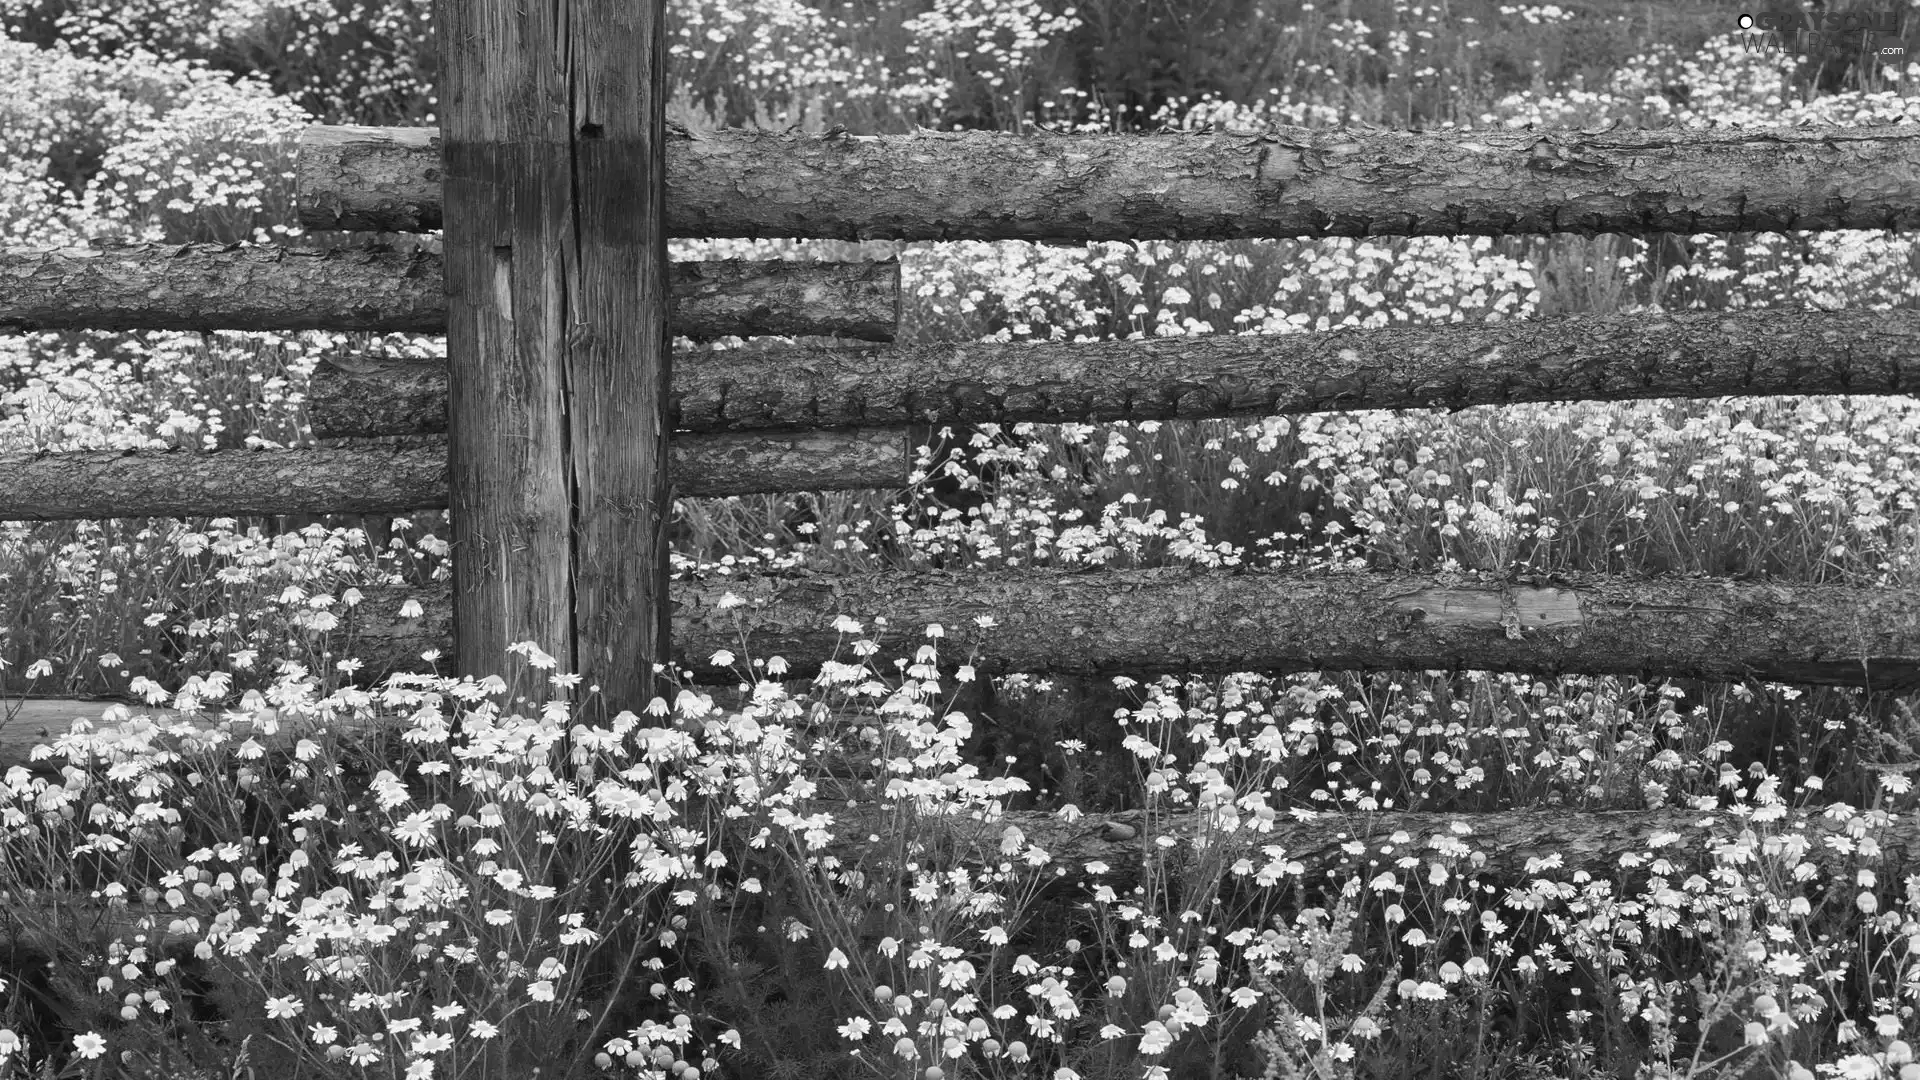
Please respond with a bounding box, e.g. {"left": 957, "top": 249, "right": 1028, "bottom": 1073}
{"left": 439, "top": 0, "right": 673, "bottom": 723}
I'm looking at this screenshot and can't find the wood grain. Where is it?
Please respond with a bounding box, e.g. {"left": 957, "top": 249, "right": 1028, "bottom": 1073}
{"left": 299, "top": 122, "right": 1920, "bottom": 239}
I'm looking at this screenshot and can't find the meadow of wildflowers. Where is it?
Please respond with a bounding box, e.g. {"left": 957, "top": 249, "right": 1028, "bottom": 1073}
{"left": 2, "top": 1, "right": 1920, "bottom": 1078}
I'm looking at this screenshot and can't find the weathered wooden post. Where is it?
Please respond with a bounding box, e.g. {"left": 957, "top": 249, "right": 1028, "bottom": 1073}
{"left": 439, "top": 0, "right": 673, "bottom": 723}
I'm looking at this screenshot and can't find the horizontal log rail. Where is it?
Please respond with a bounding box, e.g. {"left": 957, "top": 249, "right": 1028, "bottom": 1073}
{"left": 0, "top": 430, "right": 907, "bottom": 520}
{"left": 291, "top": 569, "right": 1920, "bottom": 690}
{"left": 297, "top": 122, "right": 1920, "bottom": 239}
{"left": 1, "top": 806, "right": 1906, "bottom": 953}
{"left": 0, "top": 245, "right": 899, "bottom": 339}
{"left": 307, "top": 308, "right": 1920, "bottom": 438}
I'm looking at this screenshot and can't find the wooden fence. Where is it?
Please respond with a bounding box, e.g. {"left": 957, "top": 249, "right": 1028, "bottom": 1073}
{"left": 3, "top": 0, "right": 1920, "bottom": 891}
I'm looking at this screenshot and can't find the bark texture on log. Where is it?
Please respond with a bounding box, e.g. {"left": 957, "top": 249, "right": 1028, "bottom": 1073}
{"left": 297, "top": 122, "right": 1920, "bottom": 239}
{"left": 296, "top": 125, "right": 441, "bottom": 233}
{"left": 312, "top": 358, "right": 452, "bottom": 438}
{"left": 0, "top": 244, "right": 441, "bottom": 332}
{"left": 0, "top": 245, "right": 900, "bottom": 339}
{"left": 308, "top": 309, "right": 1920, "bottom": 438}
{"left": 671, "top": 429, "right": 908, "bottom": 496}
{"left": 326, "top": 569, "right": 1920, "bottom": 690}
{"left": 0, "top": 439, "right": 446, "bottom": 520}
{"left": 0, "top": 430, "right": 907, "bottom": 519}
{"left": 663, "top": 257, "right": 899, "bottom": 341}
{"left": 5, "top": 808, "right": 1909, "bottom": 953}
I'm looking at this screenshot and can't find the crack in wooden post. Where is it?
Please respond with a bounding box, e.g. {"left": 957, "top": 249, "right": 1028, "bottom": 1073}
{"left": 441, "top": 0, "right": 672, "bottom": 730}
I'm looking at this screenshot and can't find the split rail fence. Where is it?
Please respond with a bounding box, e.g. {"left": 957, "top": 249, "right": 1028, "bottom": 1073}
{"left": 4, "top": 0, "right": 1920, "bottom": 902}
